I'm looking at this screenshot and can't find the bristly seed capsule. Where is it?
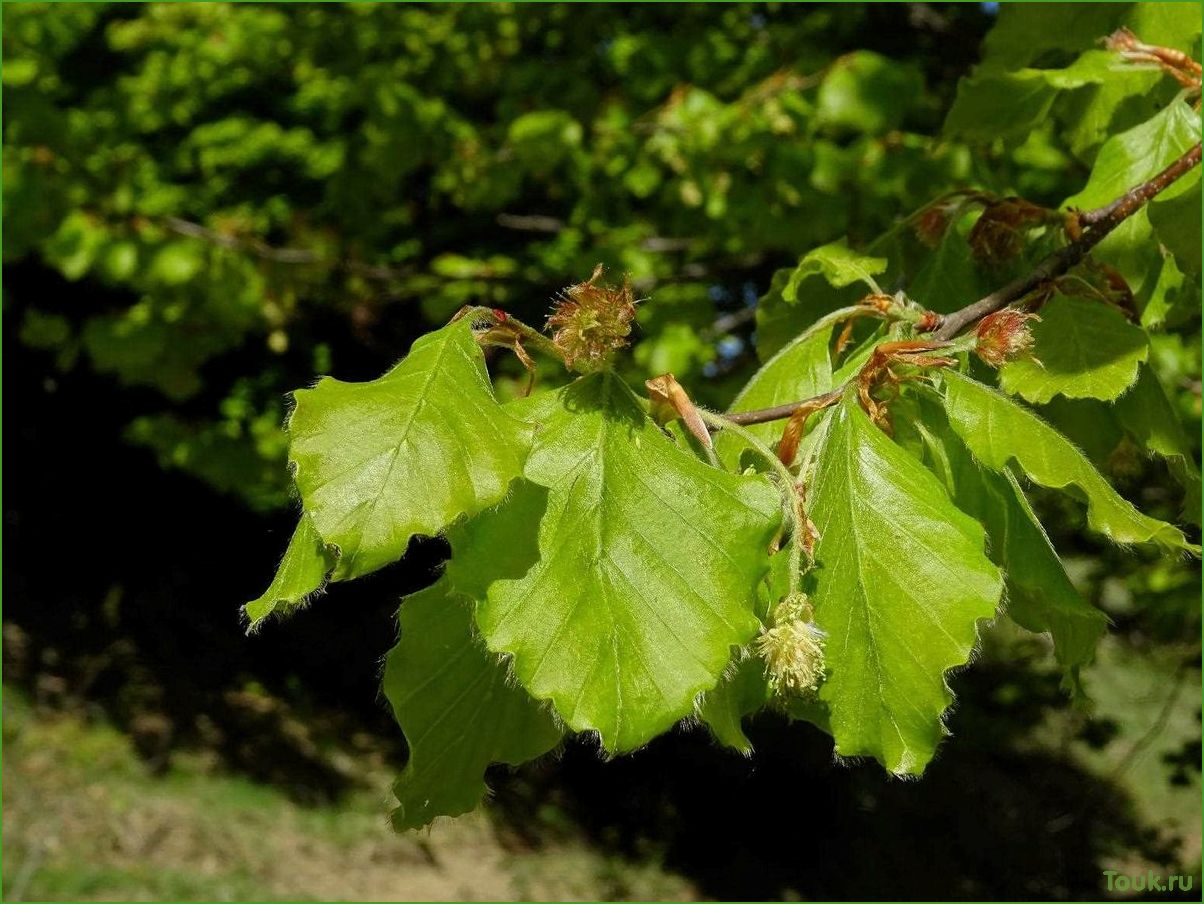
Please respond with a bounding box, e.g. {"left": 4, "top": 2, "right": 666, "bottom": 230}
{"left": 547, "top": 264, "right": 637, "bottom": 373}
{"left": 973, "top": 308, "right": 1039, "bottom": 367}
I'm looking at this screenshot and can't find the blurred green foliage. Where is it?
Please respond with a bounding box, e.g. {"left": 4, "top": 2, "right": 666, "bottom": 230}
{"left": 1, "top": 2, "right": 990, "bottom": 509}
{"left": 3, "top": 2, "right": 1198, "bottom": 518}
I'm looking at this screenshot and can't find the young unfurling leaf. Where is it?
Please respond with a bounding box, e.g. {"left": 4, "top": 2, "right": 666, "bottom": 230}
{"left": 783, "top": 240, "right": 887, "bottom": 301}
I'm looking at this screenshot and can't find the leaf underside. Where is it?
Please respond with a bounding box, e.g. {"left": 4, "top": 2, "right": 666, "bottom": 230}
{"left": 696, "top": 655, "right": 774, "bottom": 754}
{"left": 908, "top": 395, "right": 1107, "bottom": 699}
{"left": 384, "top": 579, "right": 562, "bottom": 831}
{"left": 1113, "top": 365, "right": 1203, "bottom": 524}
{"left": 448, "top": 372, "right": 781, "bottom": 753}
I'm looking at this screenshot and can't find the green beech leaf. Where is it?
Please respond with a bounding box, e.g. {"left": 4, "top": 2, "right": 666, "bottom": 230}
{"left": 941, "top": 370, "right": 1194, "bottom": 552}
{"left": 907, "top": 220, "right": 993, "bottom": 314}
{"left": 944, "top": 51, "right": 1115, "bottom": 143}
{"left": 999, "top": 295, "right": 1148, "bottom": 403}
{"left": 447, "top": 373, "right": 781, "bottom": 753}
{"left": 974, "top": 2, "right": 1201, "bottom": 71}
{"left": 756, "top": 267, "right": 861, "bottom": 361}
{"left": 1114, "top": 364, "right": 1203, "bottom": 524}
{"left": 288, "top": 319, "right": 532, "bottom": 579}
{"left": 908, "top": 397, "right": 1107, "bottom": 699}
{"left": 1149, "top": 181, "right": 1202, "bottom": 278}
{"left": 695, "top": 656, "right": 773, "bottom": 754}
{"left": 696, "top": 551, "right": 793, "bottom": 752}
{"left": 1140, "top": 249, "right": 1198, "bottom": 329}
{"left": 1066, "top": 100, "right": 1201, "bottom": 210}
{"left": 1064, "top": 100, "right": 1201, "bottom": 292}
{"left": 243, "top": 515, "right": 337, "bottom": 631}
{"left": 1114, "top": 365, "right": 1197, "bottom": 465}
{"left": 973, "top": 5, "right": 1131, "bottom": 71}
{"left": 754, "top": 269, "right": 809, "bottom": 361}
{"left": 716, "top": 320, "right": 835, "bottom": 468}
{"left": 806, "top": 392, "right": 1002, "bottom": 774}
{"left": 384, "top": 579, "right": 562, "bottom": 832}
{"left": 1061, "top": 4, "right": 1201, "bottom": 158}
{"left": 1035, "top": 395, "right": 1126, "bottom": 466}
{"left": 783, "top": 240, "right": 886, "bottom": 302}
{"left": 962, "top": 4, "right": 1199, "bottom": 159}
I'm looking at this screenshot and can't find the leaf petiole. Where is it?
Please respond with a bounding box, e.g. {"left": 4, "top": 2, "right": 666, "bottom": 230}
{"left": 697, "top": 408, "right": 810, "bottom": 596}
{"left": 453, "top": 305, "right": 566, "bottom": 362}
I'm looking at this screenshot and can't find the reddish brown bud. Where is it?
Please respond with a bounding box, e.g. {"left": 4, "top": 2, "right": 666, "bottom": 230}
{"left": 1104, "top": 27, "right": 1201, "bottom": 90}
{"left": 1063, "top": 210, "right": 1084, "bottom": 242}
{"left": 1104, "top": 26, "right": 1140, "bottom": 53}
{"left": 914, "top": 206, "right": 951, "bottom": 248}
{"left": 860, "top": 293, "right": 896, "bottom": 315}
{"left": 547, "top": 264, "right": 637, "bottom": 372}
{"left": 968, "top": 198, "right": 1053, "bottom": 266}
{"left": 646, "top": 373, "right": 712, "bottom": 451}
{"left": 916, "top": 310, "right": 942, "bottom": 332}
{"left": 974, "top": 309, "right": 1039, "bottom": 367}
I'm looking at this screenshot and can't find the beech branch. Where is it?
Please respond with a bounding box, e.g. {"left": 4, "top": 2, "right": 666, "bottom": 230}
{"left": 163, "top": 216, "right": 418, "bottom": 279}
{"left": 933, "top": 141, "right": 1202, "bottom": 340}
{"left": 726, "top": 139, "right": 1202, "bottom": 428}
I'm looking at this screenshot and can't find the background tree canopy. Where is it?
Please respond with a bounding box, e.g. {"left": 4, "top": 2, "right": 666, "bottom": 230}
{"left": 3, "top": 3, "right": 1200, "bottom": 901}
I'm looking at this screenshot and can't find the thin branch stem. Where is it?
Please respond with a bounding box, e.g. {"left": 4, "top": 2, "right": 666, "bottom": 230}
{"left": 1078, "top": 143, "right": 1201, "bottom": 228}
{"left": 724, "top": 389, "right": 844, "bottom": 428}
{"left": 722, "top": 305, "right": 877, "bottom": 427}
{"left": 933, "top": 141, "right": 1202, "bottom": 340}
{"left": 726, "top": 138, "right": 1202, "bottom": 427}
{"left": 454, "top": 305, "right": 565, "bottom": 361}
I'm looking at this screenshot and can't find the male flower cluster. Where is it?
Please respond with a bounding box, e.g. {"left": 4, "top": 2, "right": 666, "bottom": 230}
{"left": 755, "top": 592, "right": 826, "bottom": 695}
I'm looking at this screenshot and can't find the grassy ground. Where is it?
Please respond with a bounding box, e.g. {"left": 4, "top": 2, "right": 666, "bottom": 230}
{"left": 2, "top": 628, "right": 1198, "bottom": 902}
{"left": 1, "top": 688, "right": 695, "bottom": 902}
{"left": 1066, "top": 638, "right": 1203, "bottom": 876}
